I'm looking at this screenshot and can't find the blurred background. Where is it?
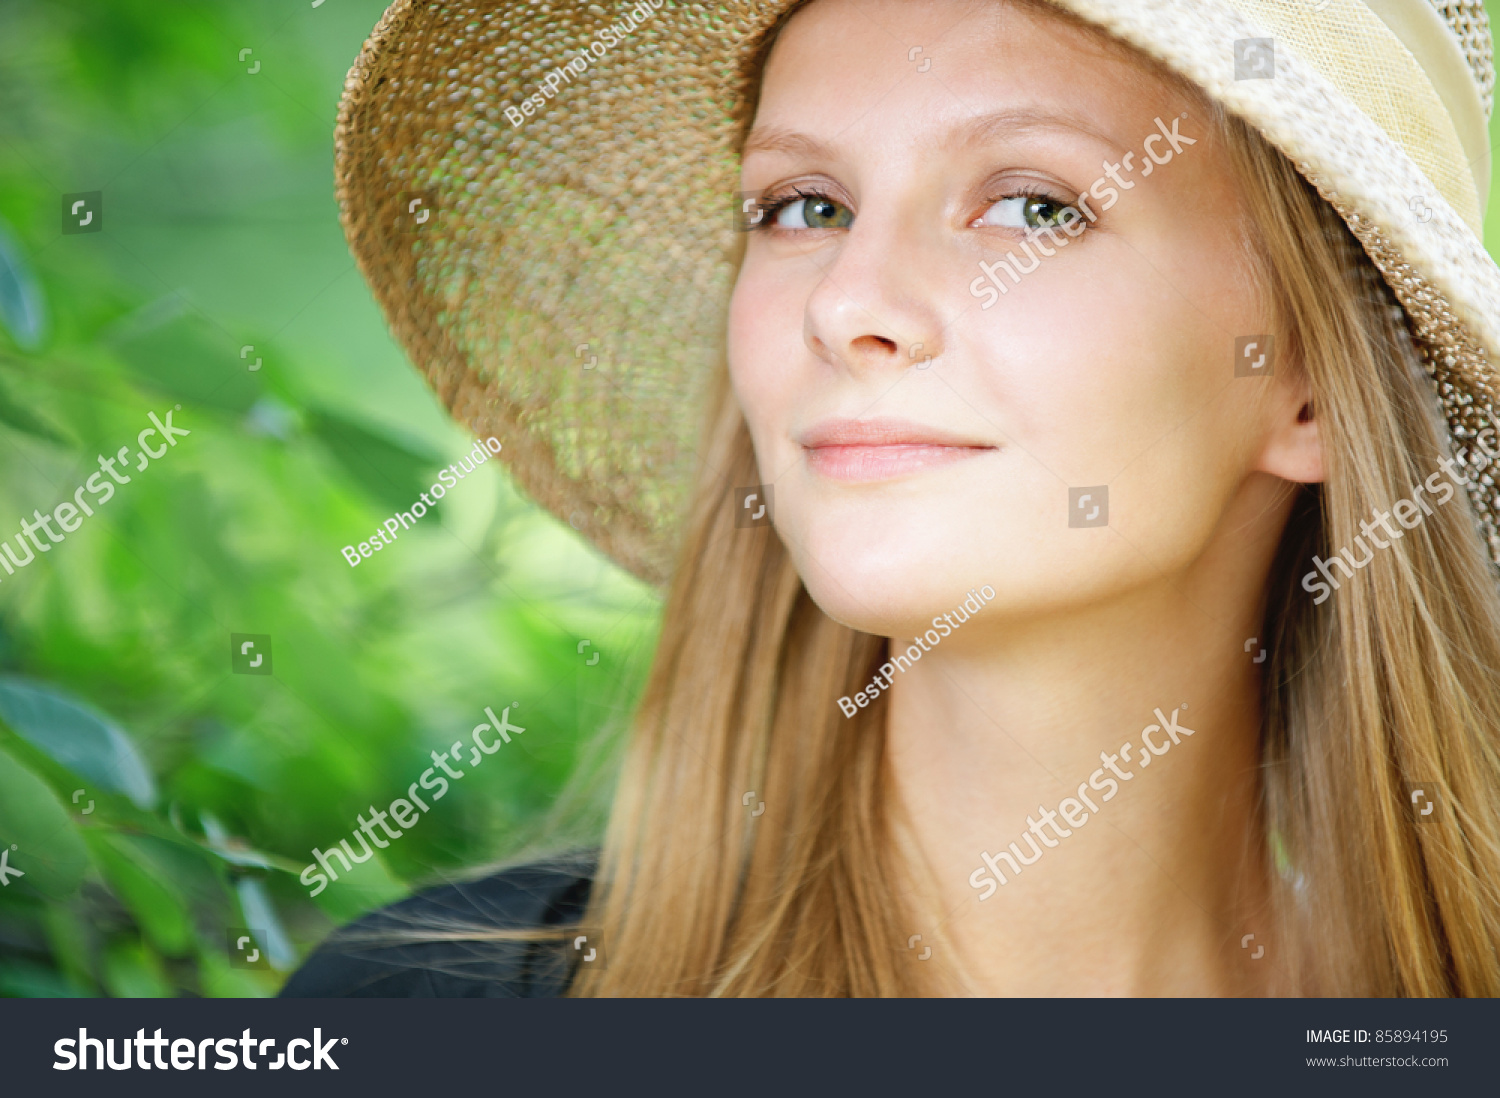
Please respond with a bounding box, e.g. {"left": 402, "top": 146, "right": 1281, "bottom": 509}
{"left": 0, "top": 0, "right": 658, "bottom": 996}
{"left": 3, "top": 0, "right": 1500, "bottom": 998}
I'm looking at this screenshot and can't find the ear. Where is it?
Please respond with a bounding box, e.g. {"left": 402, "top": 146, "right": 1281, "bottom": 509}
{"left": 1252, "top": 370, "right": 1323, "bottom": 484}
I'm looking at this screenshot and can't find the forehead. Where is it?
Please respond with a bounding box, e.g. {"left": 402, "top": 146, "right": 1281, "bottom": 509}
{"left": 753, "top": 0, "right": 1199, "bottom": 155}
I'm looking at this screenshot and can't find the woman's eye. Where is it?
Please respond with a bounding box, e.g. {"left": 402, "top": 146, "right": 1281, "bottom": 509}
{"left": 978, "top": 194, "right": 1081, "bottom": 232}
{"left": 770, "top": 194, "right": 854, "bottom": 230}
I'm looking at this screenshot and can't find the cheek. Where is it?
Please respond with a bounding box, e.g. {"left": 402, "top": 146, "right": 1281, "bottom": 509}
{"left": 972, "top": 265, "right": 1217, "bottom": 460}
{"left": 727, "top": 262, "right": 808, "bottom": 457}
{"left": 1073, "top": 257, "right": 1266, "bottom": 543}
{"left": 961, "top": 237, "right": 1268, "bottom": 574}
{"left": 1036, "top": 298, "right": 1219, "bottom": 474}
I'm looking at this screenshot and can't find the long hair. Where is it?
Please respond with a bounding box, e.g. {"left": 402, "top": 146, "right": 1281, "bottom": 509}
{"left": 1236, "top": 123, "right": 1500, "bottom": 996}
{"left": 568, "top": 3, "right": 1500, "bottom": 997}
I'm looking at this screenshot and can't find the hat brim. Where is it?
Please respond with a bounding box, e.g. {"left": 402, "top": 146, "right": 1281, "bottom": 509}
{"left": 336, "top": 0, "right": 1500, "bottom": 580}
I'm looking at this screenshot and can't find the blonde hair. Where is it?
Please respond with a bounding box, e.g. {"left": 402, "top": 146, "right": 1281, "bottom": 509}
{"left": 1236, "top": 118, "right": 1500, "bottom": 996}
{"left": 567, "top": 2, "right": 1500, "bottom": 997}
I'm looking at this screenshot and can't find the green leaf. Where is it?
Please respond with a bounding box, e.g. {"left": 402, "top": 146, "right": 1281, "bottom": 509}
{"left": 306, "top": 844, "right": 406, "bottom": 924}
{"left": 235, "top": 877, "right": 296, "bottom": 971}
{"left": 199, "top": 810, "right": 291, "bottom": 871}
{"left": 0, "top": 676, "right": 156, "bottom": 809}
{"left": 0, "top": 368, "right": 69, "bottom": 444}
{"left": 196, "top": 946, "right": 273, "bottom": 999}
{"left": 306, "top": 408, "right": 447, "bottom": 512}
{"left": 85, "top": 832, "right": 193, "bottom": 957}
{"left": 0, "top": 744, "right": 91, "bottom": 900}
{"left": 111, "top": 309, "right": 261, "bottom": 413}
{"left": 43, "top": 903, "right": 99, "bottom": 995}
{"left": 0, "top": 960, "right": 90, "bottom": 998}
{"left": 100, "top": 938, "right": 172, "bottom": 998}
{"left": 0, "top": 219, "right": 46, "bottom": 352}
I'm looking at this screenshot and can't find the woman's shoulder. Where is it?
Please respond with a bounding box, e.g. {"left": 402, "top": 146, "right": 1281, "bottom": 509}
{"left": 277, "top": 850, "right": 596, "bottom": 998}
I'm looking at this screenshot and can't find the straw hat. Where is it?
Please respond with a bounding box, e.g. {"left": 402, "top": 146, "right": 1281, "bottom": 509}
{"left": 334, "top": 0, "right": 1500, "bottom": 585}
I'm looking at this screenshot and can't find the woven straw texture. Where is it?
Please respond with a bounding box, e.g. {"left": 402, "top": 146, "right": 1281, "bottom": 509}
{"left": 336, "top": 0, "right": 1500, "bottom": 583}
{"left": 1433, "top": 0, "right": 1497, "bottom": 112}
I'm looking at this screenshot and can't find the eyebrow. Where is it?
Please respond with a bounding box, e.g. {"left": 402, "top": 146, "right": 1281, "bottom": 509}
{"left": 741, "top": 125, "right": 833, "bottom": 159}
{"left": 742, "top": 107, "right": 1126, "bottom": 161}
{"left": 954, "top": 108, "right": 1125, "bottom": 156}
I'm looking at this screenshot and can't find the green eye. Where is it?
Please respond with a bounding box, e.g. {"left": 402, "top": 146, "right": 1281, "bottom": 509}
{"left": 981, "top": 195, "right": 1082, "bottom": 232}
{"left": 771, "top": 194, "right": 854, "bottom": 230}
{"left": 1024, "top": 197, "right": 1075, "bottom": 228}
{"left": 805, "top": 196, "right": 853, "bottom": 229}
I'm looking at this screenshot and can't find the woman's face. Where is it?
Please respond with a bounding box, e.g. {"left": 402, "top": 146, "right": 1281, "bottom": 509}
{"left": 729, "top": 0, "right": 1310, "bottom": 637}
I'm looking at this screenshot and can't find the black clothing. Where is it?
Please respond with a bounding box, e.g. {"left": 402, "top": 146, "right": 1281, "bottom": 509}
{"left": 278, "top": 853, "right": 595, "bottom": 998}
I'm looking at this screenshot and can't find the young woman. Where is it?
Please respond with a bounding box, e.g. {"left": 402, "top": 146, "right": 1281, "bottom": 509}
{"left": 283, "top": 0, "right": 1500, "bottom": 996}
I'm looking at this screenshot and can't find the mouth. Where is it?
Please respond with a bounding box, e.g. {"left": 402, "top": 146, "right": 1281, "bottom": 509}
{"left": 798, "top": 417, "right": 998, "bottom": 482}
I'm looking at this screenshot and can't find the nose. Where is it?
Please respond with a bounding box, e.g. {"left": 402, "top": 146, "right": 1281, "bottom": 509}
{"left": 802, "top": 208, "right": 946, "bottom": 376}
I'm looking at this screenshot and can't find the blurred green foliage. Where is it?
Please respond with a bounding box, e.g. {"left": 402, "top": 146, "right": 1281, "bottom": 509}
{"left": 0, "top": 0, "right": 658, "bottom": 996}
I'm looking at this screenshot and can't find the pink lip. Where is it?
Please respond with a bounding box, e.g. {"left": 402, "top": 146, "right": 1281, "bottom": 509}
{"left": 798, "top": 418, "right": 997, "bottom": 482}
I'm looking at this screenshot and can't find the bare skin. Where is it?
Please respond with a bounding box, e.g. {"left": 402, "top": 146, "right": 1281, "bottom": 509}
{"left": 729, "top": 0, "right": 1324, "bottom": 995}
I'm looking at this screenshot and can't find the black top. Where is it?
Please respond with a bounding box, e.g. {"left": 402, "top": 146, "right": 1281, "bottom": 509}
{"left": 278, "top": 852, "right": 595, "bottom": 998}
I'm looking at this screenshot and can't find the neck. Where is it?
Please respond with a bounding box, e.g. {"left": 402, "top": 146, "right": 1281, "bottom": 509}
{"left": 884, "top": 566, "right": 1276, "bottom": 996}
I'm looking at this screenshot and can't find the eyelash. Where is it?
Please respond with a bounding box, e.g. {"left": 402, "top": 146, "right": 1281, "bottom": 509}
{"left": 985, "top": 187, "right": 1070, "bottom": 210}
{"left": 750, "top": 187, "right": 834, "bottom": 231}
{"left": 748, "top": 185, "right": 1085, "bottom": 234}
{"left": 984, "top": 189, "right": 1088, "bottom": 232}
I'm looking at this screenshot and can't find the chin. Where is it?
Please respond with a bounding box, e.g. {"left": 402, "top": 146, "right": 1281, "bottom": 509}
{"left": 781, "top": 498, "right": 1137, "bottom": 638}
{"left": 780, "top": 506, "right": 999, "bottom": 637}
